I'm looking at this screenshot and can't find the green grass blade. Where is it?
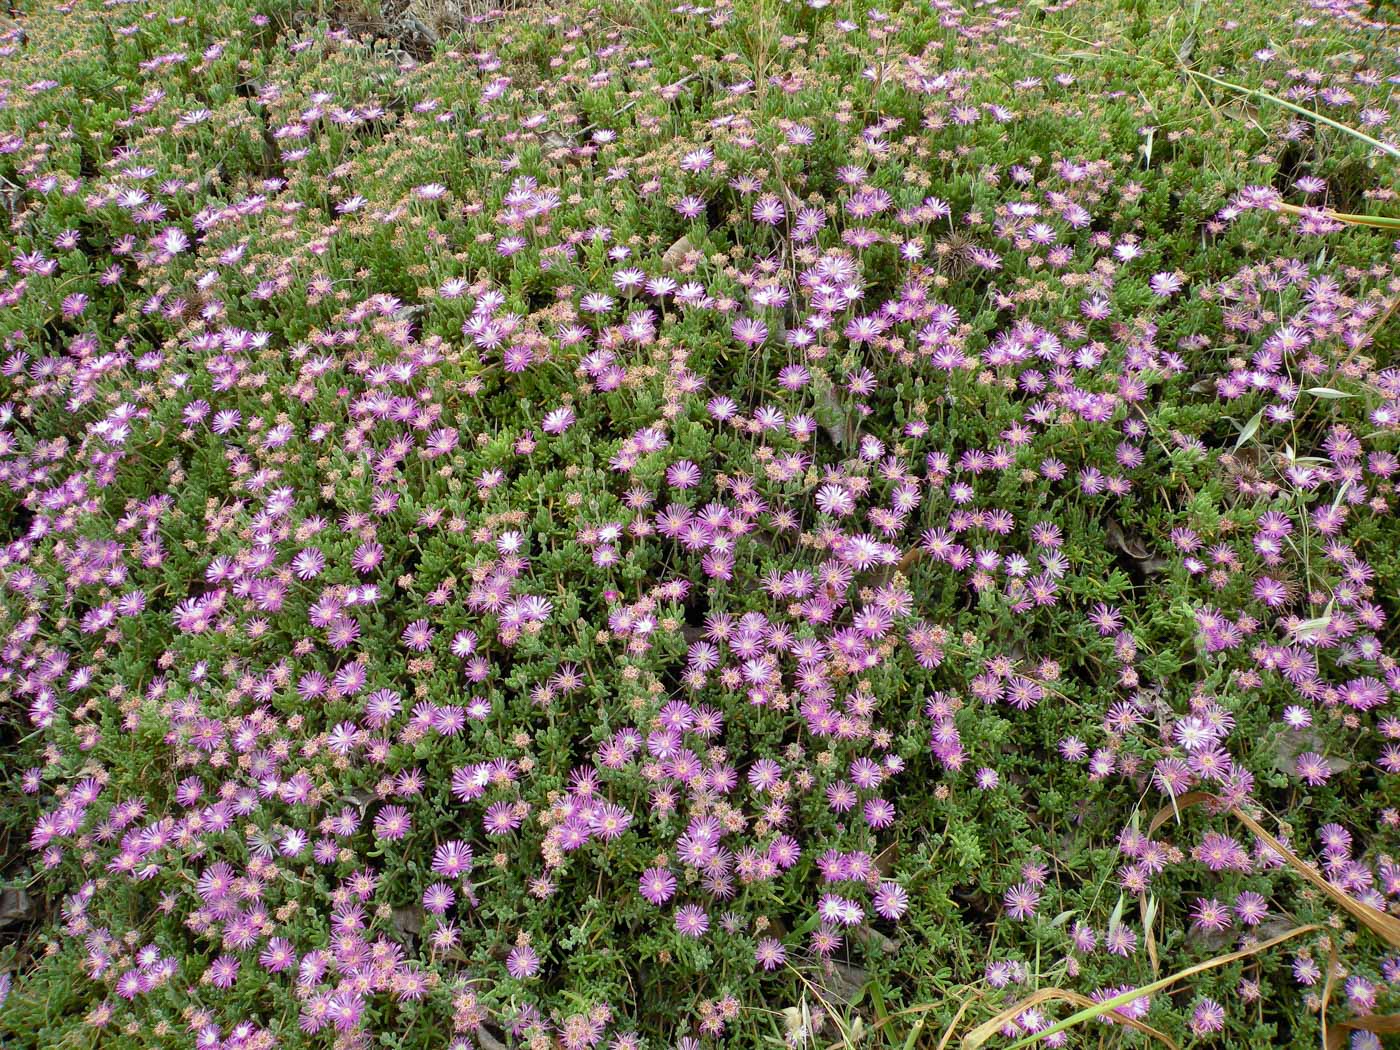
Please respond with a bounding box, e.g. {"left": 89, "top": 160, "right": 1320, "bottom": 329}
{"left": 1186, "top": 69, "right": 1400, "bottom": 160}
{"left": 995, "top": 924, "right": 1321, "bottom": 1050}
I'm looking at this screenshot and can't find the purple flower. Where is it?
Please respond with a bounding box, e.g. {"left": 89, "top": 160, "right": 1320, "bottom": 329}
{"left": 1190, "top": 897, "right": 1233, "bottom": 933}
{"left": 1233, "top": 891, "right": 1268, "bottom": 925}
{"left": 423, "top": 882, "right": 456, "bottom": 914}
{"left": 751, "top": 194, "right": 786, "bottom": 225}
{"left": 731, "top": 317, "right": 768, "bottom": 347}
{"left": 543, "top": 406, "right": 576, "bottom": 434}
{"left": 402, "top": 619, "right": 435, "bottom": 652}
{"left": 639, "top": 867, "right": 676, "bottom": 905}
{"left": 666, "top": 460, "right": 702, "bottom": 489}
{"left": 259, "top": 938, "right": 296, "bottom": 973}
{"left": 1296, "top": 752, "right": 1332, "bottom": 786}
{"left": 1149, "top": 271, "right": 1183, "bottom": 296}
{"left": 872, "top": 882, "right": 908, "bottom": 920}
{"left": 1004, "top": 882, "right": 1040, "bottom": 920}
{"left": 863, "top": 798, "right": 896, "bottom": 828}
{"left": 1189, "top": 999, "right": 1225, "bottom": 1037}
{"left": 755, "top": 937, "right": 787, "bottom": 970}
{"left": 206, "top": 955, "right": 240, "bottom": 989}
{"left": 506, "top": 944, "right": 540, "bottom": 979}
{"left": 673, "top": 904, "right": 709, "bottom": 937}
{"left": 432, "top": 840, "right": 474, "bottom": 878}
{"left": 373, "top": 805, "right": 411, "bottom": 841}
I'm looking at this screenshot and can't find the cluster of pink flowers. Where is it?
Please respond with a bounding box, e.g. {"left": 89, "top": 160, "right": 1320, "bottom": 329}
{"left": 1, "top": 0, "right": 1399, "bottom": 1045}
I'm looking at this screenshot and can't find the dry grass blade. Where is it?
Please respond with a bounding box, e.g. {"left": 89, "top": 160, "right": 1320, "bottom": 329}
{"left": 1149, "top": 793, "right": 1400, "bottom": 948}
{"left": 975, "top": 925, "right": 1322, "bottom": 1050}
{"left": 936, "top": 995, "right": 984, "bottom": 1050}
{"left": 785, "top": 964, "right": 861, "bottom": 1050}
{"left": 1320, "top": 934, "right": 1340, "bottom": 1050}
{"left": 1229, "top": 807, "right": 1400, "bottom": 948}
{"left": 1142, "top": 894, "right": 1160, "bottom": 978}
{"left": 959, "top": 987, "right": 1178, "bottom": 1050}
{"left": 1326, "top": 1014, "right": 1400, "bottom": 1050}
{"left": 1147, "top": 790, "right": 1218, "bottom": 837}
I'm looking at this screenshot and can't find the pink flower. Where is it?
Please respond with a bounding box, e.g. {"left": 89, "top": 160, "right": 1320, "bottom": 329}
{"left": 423, "top": 882, "right": 456, "bottom": 914}
{"left": 666, "top": 460, "right": 701, "bottom": 489}
{"left": 1234, "top": 891, "right": 1268, "bottom": 925}
{"left": 506, "top": 945, "right": 540, "bottom": 978}
{"left": 352, "top": 542, "right": 384, "bottom": 573}
{"left": 673, "top": 904, "right": 709, "bottom": 937}
{"left": 1190, "top": 999, "right": 1225, "bottom": 1036}
{"left": 815, "top": 484, "right": 855, "bottom": 517}
{"left": 751, "top": 194, "right": 786, "bottom": 225}
{"left": 639, "top": 867, "right": 676, "bottom": 905}
{"left": 754, "top": 937, "right": 786, "bottom": 970}
{"left": 1149, "top": 271, "right": 1183, "bottom": 296}
{"left": 206, "top": 955, "right": 239, "bottom": 989}
{"left": 863, "top": 798, "right": 896, "bottom": 828}
{"left": 259, "top": 938, "right": 296, "bottom": 973}
{"left": 484, "top": 801, "right": 523, "bottom": 835}
{"left": 1190, "top": 897, "right": 1233, "bottom": 932}
{"left": 401, "top": 619, "right": 435, "bottom": 652}
{"left": 432, "top": 840, "right": 474, "bottom": 878}
{"left": 1296, "top": 752, "right": 1332, "bottom": 786}
{"left": 373, "top": 805, "right": 411, "bottom": 841}
{"left": 543, "top": 406, "right": 575, "bottom": 434}
{"left": 731, "top": 317, "right": 768, "bottom": 346}
{"left": 872, "top": 882, "right": 908, "bottom": 920}
{"left": 1004, "top": 882, "right": 1040, "bottom": 920}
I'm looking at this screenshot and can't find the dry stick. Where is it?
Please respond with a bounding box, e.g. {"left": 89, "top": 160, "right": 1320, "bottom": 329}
{"left": 1365, "top": 295, "right": 1400, "bottom": 345}
{"left": 787, "top": 964, "right": 872, "bottom": 1050}
{"left": 1146, "top": 789, "right": 1218, "bottom": 837}
{"left": 1319, "top": 934, "right": 1341, "bottom": 1050}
